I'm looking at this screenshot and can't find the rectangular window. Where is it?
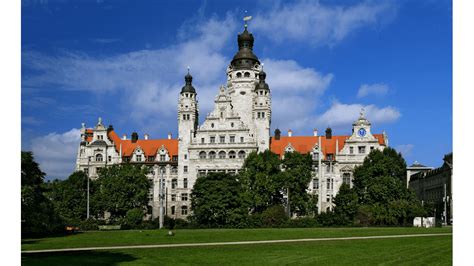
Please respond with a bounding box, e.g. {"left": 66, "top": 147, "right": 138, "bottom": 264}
{"left": 160, "top": 155, "right": 166, "bottom": 161}
{"left": 350, "top": 147, "right": 354, "bottom": 154}
{"left": 172, "top": 155, "right": 178, "bottom": 161}
{"left": 343, "top": 173, "right": 351, "bottom": 186}
{"left": 327, "top": 178, "right": 331, "bottom": 189}
{"left": 257, "top": 112, "right": 261, "bottom": 119}
{"left": 84, "top": 168, "right": 89, "bottom": 175}
{"left": 261, "top": 112, "right": 265, "bottom": 118}
{"left": 184, "top": 166, "right": 188, "bottom": 173}
{"left": 171, "top": 166, "right": 178, "bottom": 174}
{"left": 171, "top": 206, "right": 175, "bottom": 215}
{"left": 312, "top": 152, "right": 319, "bottom": 160}
{"left": 326, "top": 165, "right": 330, "bottom": 173}
{"left": 198, "top": 170, "right": 206, "bottom": 177}
{"left": 326, "top": 195, "right": 331, "bottom": 202}
{"left": 184, "top": 154, "right": 187, "bottom": 160}
{"left": 201, "top": 138, "right": 205, "bottom": 144}
{"left": 327, "top": 154, "right": 334, "bottom": 161}
{"left": 313, "top": 178, "right": 319, "bottom": 189}
{"left": 230, "top": 136, "right": 235, "bottom": 143}
{"left": 181, "top": 206, "right": 188, "bottom": 215}
{"left": 358, "top": 146, "right": 366, "bottom": 154}
{"left": 370, "top": 146, "right": 375, "bottom": 151}
{"left": 240, "top": 137, "right": 244, "bottom": 143}
{"left": 183, "top": 178, "right": 188, "bottom": 188}
{"left": 171, "top": 194, "right": 176, "bottom": 201}
{"left": 210, "top": 136, "right": 215, "bottom": 143}
{"left": 171, "top": 179, "right": 177, "bottom": 189}
{"left": 220, "top": 136, "right": 225, "bottom": 143}
{"left": 136, "top": 155, "right": 142, "bottom": 162}
{"left": 148, "top": 156, "right": 155, "bottom": 162}
{"left": 181, "top": 193, "right": 188, "bottom": 201}
{"left": 182, "top": 114, "right": 186, "bottom": 120}
{"left": 108, "top": 156, "right": 111, "bottom": 162}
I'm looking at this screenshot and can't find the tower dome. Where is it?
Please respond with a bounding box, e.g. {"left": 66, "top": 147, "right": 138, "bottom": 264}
{"left": 231, "top": 26, "right": 260, "bottom": 69}
{"left": 255, "top": 70, "right": 269, "bottom": 91}
{"left": 181, "top": 72, "right": 196, "bottom": 94}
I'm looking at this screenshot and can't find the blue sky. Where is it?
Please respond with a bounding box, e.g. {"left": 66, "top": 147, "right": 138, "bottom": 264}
{"left": 21, "top": 0, "right": 452, "bottom": 179}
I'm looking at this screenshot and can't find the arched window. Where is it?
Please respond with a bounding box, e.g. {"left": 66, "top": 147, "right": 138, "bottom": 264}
{"left": 199, "top": 151, "right": 206, "bottom": 159}
{"left": 343, "top": 173, "right": 351, "bottom": 186}
{"left": 95, "top": 154, "right": 103, "bottom": 162}
{"left": 244, "top": 72, "right": 250, "bottom": 77}
{"left": 209, "top": 151, "right": 216, "bottom": 159}
{"left": 218, "top": 151, "right": 226, "bottom": 159}
{"left": 236, "top": 72, "right": 242, "bottom": 78}
{"left": 228, "top": 151, "right": 236, "bottom": 159}
{"left": 238, "top": 150, "right": 246, "bottom": 159}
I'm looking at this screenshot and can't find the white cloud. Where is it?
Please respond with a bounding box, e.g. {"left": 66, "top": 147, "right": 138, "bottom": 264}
{"left": 315, "top": 101, "right": 400, "bottom": 129}
{"left": 357, "top": 83, "right": 390, "bottom": 98}
{"left": 395, "top": 144, "right": 414, "bottom": 157}
{"left": 31, "top": 128, "right": 81, "bottom": 179}
{"left": 252, "top": 0, "right": 397, "bottom": 46}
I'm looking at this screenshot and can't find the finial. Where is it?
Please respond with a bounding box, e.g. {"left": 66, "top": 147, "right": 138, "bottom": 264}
{"left": 261, "top": 62, "right": 264, "bottom": 70}
{"left": 98, "top": 117, "right": 102, "bottom": 125}
{"left": 81, "top": 122, "right": 85, "bottom": 129}
{"left": 243, "top": 11, "right": 252, "bottom": 29}
{"left": 360, "top": 107, "right": 365, "bottom": 118}
{"left": 187, "top": 66, "right": 190, "bottom": 75}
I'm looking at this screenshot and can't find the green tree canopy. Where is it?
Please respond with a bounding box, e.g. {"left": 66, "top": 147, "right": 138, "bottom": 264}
{"left": 21, "top": 151, "right": 63, "bottom": 236}
{"left": 190, "top": 172, "right": 249, "bottom": 227}
{"left": 44, "top": 171, "right": 99, "bottom": 224}
{"left": 281, "top": 152, "right": 313, "bottom": 216}
{"left": 94, "top": 164, "right": 151, "bottom": 221}
{"left": 333, "top": 183, "right": 358, "bottom": 225}
{"left": 239, "top": 150, "right": 284, "bottom": 213}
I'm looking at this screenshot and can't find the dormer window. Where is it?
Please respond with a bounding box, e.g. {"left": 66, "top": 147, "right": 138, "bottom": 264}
{"left": 136, "top": 155, "right": 142, "bottom": 162}
{"left": 96, "top": 154, "right": 103, "bottom": 162}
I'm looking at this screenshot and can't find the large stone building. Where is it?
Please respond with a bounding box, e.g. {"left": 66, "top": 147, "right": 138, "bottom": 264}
{"left": 76, "top": 24, "right": 388, "bottom": 219}
{"left": 408, "top": 153, "right": 453, "bottom": 225}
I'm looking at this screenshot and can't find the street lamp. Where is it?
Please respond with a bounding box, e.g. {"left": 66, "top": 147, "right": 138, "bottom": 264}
{"left": 87, "top": 156, "right": 91, "bottom": 220}
{"left": 159, "top": 166, "right": 165, "bottom": 229}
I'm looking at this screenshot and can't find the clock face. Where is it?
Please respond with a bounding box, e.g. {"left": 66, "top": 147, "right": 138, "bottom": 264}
{"left": 358, "top": 128, "right": 366, "bottom": 137}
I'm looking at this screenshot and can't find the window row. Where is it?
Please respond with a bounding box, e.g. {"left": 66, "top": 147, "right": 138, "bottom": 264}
{"left": 349, "top": 146, "right": 375, "bottom": 154}
{"left": 171, "top": 193, "right": 188, "bottom": 202}
{"left": 199, "top": 150, "right": 246, "bottom": 159}
{"left": 170, "top": 205, "right": 188, "bottom": 216}
{"left": 122, "top": 154, "right": 178, "bottom": 162}
{"left": 202, "top": 135, "right": 244, "bottom": 144}
{"left": 197, "top": 169, "right": 239, "bottom": 177}
{"left": 256, "top": 112, "right": 266, "bottom": 119}
{"left": 171, "top": 178, "right": 188, "bottom": 189}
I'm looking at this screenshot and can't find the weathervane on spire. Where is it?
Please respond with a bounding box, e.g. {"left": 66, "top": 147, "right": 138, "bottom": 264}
{"left": 243, "top": 10, "right": 252, "bottom": 29}
{"left": 360, "top": 107, "right": 365, "bottom": 118}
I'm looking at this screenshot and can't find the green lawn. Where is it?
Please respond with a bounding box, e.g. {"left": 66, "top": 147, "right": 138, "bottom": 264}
{"left": 22, "top": 234, "right": 451, "bottom": 265}
{"left": 22, "top": 227, "right": 451, "bottom": 251}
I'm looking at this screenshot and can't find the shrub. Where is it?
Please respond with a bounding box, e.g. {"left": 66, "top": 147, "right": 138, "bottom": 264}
{"left": 122, "top": 208, "right": 144, "bottom": 229}
{"left": 286, "top": 216, "right": 319, "bottom": 228}
{"left": 261, "top": 205, "right": 288, "bottom": 227}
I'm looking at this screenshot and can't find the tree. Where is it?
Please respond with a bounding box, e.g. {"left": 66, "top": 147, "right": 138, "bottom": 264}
{"left": 281, "top": 152, "right": 313, "bottom": 216}
{"left": 239, "top": 150, "right": 284, "bottom": 213}
{"left": 21, "top": 151, "right": 63, "bottom": 236}
{"left": 333, "top": 183, "right": 358, "bottom": 225}
{"left": 190, "top": 172, "right": 249, "bottom": 227}
{"left": 94, "top": 164, "right": 151, "bottom": 221}
{"left": 352, "top": 147, "right": 407, "bottom": 203}
{"left": 44, "top": 171, "right": 98, "bottom": 224}
{"left": 350, "top": 148, "right": 424, "bottom": 226}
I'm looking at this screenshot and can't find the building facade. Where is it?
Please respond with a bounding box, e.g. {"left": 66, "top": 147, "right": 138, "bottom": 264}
{"left": 409, "top": 153, "right": 453, "bottom": 225}
{"left": 75, "top": 24, "right": 388, "bottom": 219}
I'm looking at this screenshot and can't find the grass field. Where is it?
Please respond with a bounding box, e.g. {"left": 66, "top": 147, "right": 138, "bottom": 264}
{"left": 21, "top": 227, "right": 452, "bottom": 265}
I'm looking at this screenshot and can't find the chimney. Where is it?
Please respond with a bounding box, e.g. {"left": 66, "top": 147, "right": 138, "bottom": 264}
{"left": 122, "top": 134, "right": 127, "bottom": 140}
{"left": 274, "top": 128, "right": 281, "bottom": 140}
{"left": 288, "top": 129, "right": 292, "bottom": 137}
{"left": 131, "top": 132, "right": 138, "bottom": 143}
{"left": 168, "top": 132, "right": 172, "bottom": 140}
{"left": 313, "top": 128, "right": 318, "bottom": 137}
{"left": 325, "top": 127, "right": 332, "bottom": 139}
{"left": 144, "top": 133, "right": 149, "bottom": 140}
{"left": 107, "top": 124, "right": 114, "bottom": 133}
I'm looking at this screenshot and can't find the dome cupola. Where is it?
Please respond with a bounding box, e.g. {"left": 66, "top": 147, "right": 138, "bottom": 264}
{"left": 181, "top": 70, "right": 196, "bottom": 94}
{"left": 231, "top": 24, "right": 260, "bottom": 69}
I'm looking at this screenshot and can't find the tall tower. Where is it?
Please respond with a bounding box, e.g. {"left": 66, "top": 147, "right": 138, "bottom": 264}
{"left": 254, "top": 70, "right": 271, "bottom": 152}
{"left": 178, "top": 71, "right": 199, "bottom": 181}
{"left": 226, "top": 21, "right": 271, "bottom": 151}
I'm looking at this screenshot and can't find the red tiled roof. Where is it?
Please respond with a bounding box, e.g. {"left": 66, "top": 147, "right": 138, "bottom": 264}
{"left": 107, "top": 130, "right": 178, "bottom": 157}
{"left": 270, "top": 134, "right": 385, "bottom": 158}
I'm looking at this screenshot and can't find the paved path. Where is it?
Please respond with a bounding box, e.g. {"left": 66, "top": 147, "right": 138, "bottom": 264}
{"left": 22, "top": 233, "right": 452, "bottom": 254}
